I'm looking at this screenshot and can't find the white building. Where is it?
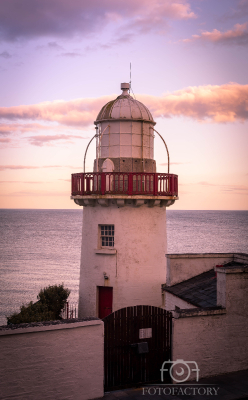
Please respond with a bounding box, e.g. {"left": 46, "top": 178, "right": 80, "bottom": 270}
{"left": 71, "top": 83, "right": 178, "bottom": 318}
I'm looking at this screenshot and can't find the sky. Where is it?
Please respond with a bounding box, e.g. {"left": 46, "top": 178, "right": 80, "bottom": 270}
{"left": 0, "top": 0, "right": 247, "bottom": 210}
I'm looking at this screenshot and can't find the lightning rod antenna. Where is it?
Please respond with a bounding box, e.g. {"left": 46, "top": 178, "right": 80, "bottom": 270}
{"left": 129, "top": 62, "right": 131, "bottom": 94}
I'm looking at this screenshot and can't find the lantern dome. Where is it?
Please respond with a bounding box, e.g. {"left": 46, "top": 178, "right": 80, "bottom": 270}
{"left": 95, "top": 83, "right": 155, "bottom": 125}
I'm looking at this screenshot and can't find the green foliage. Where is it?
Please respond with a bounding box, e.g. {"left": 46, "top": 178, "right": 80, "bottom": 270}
{"left": 7, "top": 284, "right": 70, "bottom": 325}
{"left": 38, "top": 284, "right": 70, "bottom": 320}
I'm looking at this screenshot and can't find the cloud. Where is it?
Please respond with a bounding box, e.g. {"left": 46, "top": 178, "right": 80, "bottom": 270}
{"left": 122, "top": 1, "right": 196, "bottom": 36}
{"left": 221, "top": 0, "right": 248, "bottom": 20}
{"left": 198, "top": 181, "right": 218, "bottom": 186}
{"left": 0, "top": 122, "right": 55, "bottom": 135}
{"left": 0, "top": 165, "right": 82, "bottom": 171}
{"left": 0, "top": 137, "right": 11, "bottom": 143}
{"left": 0, "top": 180, "right": 45, "bottom": 184}
{"left": 0, "top": 51, "right": 11, "bottom": 58}
{"left": 0, "top": 165, "right": 62, "bottom": 171}
{"left": 1, "top": 83, "right": 247, "bottom": 127}
{"left": 198, "top": 181, "right": 248, "bottom": 194}
{"left": 141, "top": 83, "right": 248, "bottom": 122}
{"left": 0, "top": 96, "right": 113, "bottom": 126}
{"left": 183, "top": 23, "right": 248, "bottom": 46}
{"left": 221, "top": 185, "right": 248, "bottom": 192}
{"left": 59, "top": 52, "right": 82, "bottom": 57}
{"left": 0, "top": 0, "right": 195, "bottom": 41}
{"left": 48, "top": 41, "right": 63, "bottom": 49}
{"left": 159, "top": 162, "right": 190, "bottom": 166}
{"left": 3, "top": 190, "right": 68, "bottom": 197}
{"left": 27, "top": 134, "right": 84, "bottom": 146}
{"left": 36, "top": 41, "right": 64, "bottom": 51}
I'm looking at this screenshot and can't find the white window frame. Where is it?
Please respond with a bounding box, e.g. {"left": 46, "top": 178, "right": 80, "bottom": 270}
{"left": 99, "top": 225, "right": 115, "bottom": 248}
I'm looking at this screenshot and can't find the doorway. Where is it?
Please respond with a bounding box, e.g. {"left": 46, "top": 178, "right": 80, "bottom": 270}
{"left": 98, "top": 286, "right": 113, "bottom": 319}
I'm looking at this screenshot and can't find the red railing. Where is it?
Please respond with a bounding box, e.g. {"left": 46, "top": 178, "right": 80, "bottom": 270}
{"left": 71, "top": 173, "right": 178, "bottom": 197}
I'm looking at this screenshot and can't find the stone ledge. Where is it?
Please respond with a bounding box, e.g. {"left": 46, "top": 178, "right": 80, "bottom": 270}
{"left": 167, "top": 253, "right": 235, "bottom": 259}
{"left": 0, "top": 317, "right": 103, "bottom": 336}
{"left": 215, "top": 265, "right": 248, "bottom": 274}
{"left": 73, "top": 197, "right": 177, "bottom": 208}
{"left": 173, "top": 306, "right": 226, "bottom": 319}
{"left": 94, "top": 248, "right": 117, "bottom": 255}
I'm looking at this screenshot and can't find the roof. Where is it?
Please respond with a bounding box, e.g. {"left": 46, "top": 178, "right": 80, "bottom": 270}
{"left": 163, "top": 269, "right": 217, "bottom": 308}
{"left": 162, "top": 260, "right": 248, "bottom": 309}
{"left": 95, "top": 93, "right": 155, "bottom": 124}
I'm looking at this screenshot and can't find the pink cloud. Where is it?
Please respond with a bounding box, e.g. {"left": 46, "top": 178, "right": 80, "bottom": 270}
{"left": 0, "top": 97, "right": 112, "bottom": 127}
{"left": 27, "top": 134, "right": 85, "bottom": 146}
{"left": 1, "top": 83, "right": 247, "bottom": 129}
{"left": 123, "top": 1, "right": 196, "bottom": 35}
{"left": 0, "top": 0, "right": 195, "bottom": 41}
{"left": 183, "top": 23, "right": 248, "bottom": 46}
{"left": 0, "top": 138, "right": 11, "bottom": 143}
{"left": 2, "top": 190, "right": 69, "bottom": 197}
{"left": 159, "top": 162, "right": 190, "bottom": 166}
{"left": 198, "top": 181, "right": 248, "bottom": 194}
{"left": 0, "top": 181, "right": 45, "bottom": 184}
{"left": 0, "top": 122, "right": 57, "bottom": 135}
{"left": 140, "top": 83, "right": 248, "bottom": 122}
{"left": 0, "top": 165, "right": 82, "bottom": 171}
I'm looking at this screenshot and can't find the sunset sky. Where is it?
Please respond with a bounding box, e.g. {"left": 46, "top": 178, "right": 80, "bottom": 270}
{"left": 0, "top": 0, "right": 247, "bottom": 210}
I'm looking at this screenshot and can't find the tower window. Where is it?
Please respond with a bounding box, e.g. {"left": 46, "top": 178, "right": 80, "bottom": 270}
{"left": 100, "top": 225, "right": 114, "bottom": 247}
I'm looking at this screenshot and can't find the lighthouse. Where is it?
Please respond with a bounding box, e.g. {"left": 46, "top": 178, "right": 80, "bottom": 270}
{"left": 71, "top": 83, "right": 178, "bottom": 318}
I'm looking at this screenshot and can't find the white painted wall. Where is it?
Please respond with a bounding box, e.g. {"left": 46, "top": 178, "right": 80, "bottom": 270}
{"left": 166, "top": 253, "right": 235, "bottom": 286}
{"left": 0, "top": 320, "right": 104, "bottom": 400}
{"left": 164, "top": 291, "right": 195, "bottom": 311}
{"left": 79, "top": 203, "right": 167, "bottom": 318}
{"left": 172, "top": 267, "right": 248, "bottom": 380}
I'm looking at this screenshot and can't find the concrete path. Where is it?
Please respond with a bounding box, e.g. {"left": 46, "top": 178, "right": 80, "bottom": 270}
{"left": 102, "top": 369, "right": 248, "bottom": 400}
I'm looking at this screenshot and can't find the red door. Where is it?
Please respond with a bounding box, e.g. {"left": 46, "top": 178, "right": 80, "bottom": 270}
{"left": 99, "top": 286, "right": 113, "bottom": 319}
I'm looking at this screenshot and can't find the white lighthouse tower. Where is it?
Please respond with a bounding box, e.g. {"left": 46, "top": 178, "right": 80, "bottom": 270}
{"left": 71, "top": 83, "right": 178, "bottom": 318}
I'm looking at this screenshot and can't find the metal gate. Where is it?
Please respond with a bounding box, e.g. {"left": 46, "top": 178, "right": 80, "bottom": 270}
{"left": 104, "top": 305, "right": 172, "bottom": 391}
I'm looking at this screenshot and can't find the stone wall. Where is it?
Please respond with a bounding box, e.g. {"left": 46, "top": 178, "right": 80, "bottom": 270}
{"left": 0, "top": 319, "right": 104, "bottom": 400}
{"left": 166, "top": 253, "right": 245, "bottom": 286}
{"left": 172, "top": 266, "right": 248, "bottom": 380}
{"left": 164, "top": 291, "right": 195, "bottom": 311}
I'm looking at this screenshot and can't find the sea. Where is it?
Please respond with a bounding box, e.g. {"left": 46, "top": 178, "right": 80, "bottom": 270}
{"left": 0, "top": 209, "right": 247, "bottom": 326}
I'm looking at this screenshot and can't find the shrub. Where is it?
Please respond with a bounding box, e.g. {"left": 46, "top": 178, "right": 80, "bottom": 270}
{"left": 38, "top": 284, "right": 70, "bottom": 320}
{"left": 7, "top": 284, "right": 70, "bottom": 324}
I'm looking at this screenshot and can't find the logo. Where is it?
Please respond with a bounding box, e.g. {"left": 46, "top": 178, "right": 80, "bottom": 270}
{"left": 142, "top": 359, "right": 220, "bottom": 396}
{"left": 160, "top": 359, "right": 200, "bottom": 383}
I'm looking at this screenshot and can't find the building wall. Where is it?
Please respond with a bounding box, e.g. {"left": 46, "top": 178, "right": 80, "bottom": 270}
{"left": 166, "top": 253, "right": 235, "bottom": 286}
{"left": 172, "top": 268, "right": 248, "bottom": 380}
{"left": 0, "top": 320, "right": 104, "bottom": 400}
{"left": 79, "top": 203, "right": 167, "bottom": 318}
{"left": 164, "top": 292, "right": 195, "bottom": 311}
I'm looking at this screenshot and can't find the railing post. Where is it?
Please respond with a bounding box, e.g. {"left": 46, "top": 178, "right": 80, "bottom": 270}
{"left": 154, "top": 174, "right": 158, "bottom": 196}
{"left": 175, "top": 175, "right": 178, "bottom": 196}
{"left": 80, "top": 174, "right": 84, "bottom": 195}
{"left": 71, "top": 174, "right": 74, "bottom": 195}
{"left": 128, "top": 174, "right": 133, "bottom": 195}
{"left": 171, "top": 175, "right": 174, "bottom": 196}
{"left": 101, "top": 173, "right": 106, "bottom": 195}
{"left": 86, "top": 176, "right": 90, "bottom": 193}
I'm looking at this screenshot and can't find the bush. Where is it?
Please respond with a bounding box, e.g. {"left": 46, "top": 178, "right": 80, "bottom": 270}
{"left": 7, "top": 284, "right": 70, "bottom": 324}
{"left": 38, "top": 284, "right": 70, "bottom": 320}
